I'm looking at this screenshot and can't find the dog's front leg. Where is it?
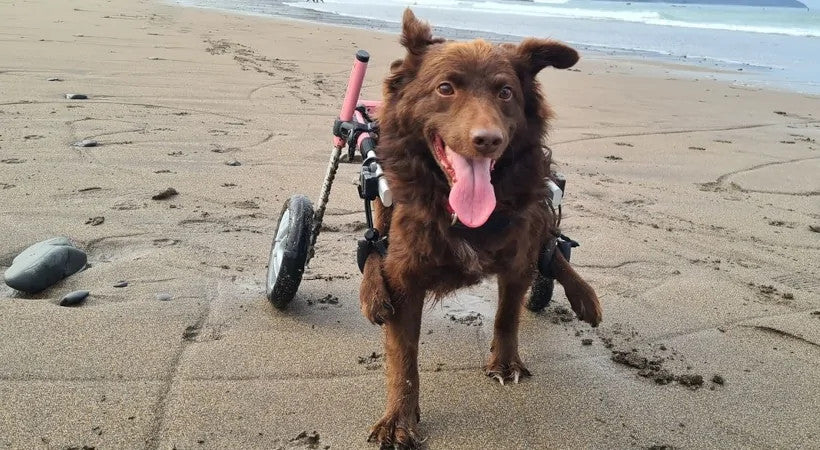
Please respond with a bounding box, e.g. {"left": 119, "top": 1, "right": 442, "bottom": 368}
{"left": 485, "top": 273, "right": 532, "bottom": 384}
{"left": 551, "top": 251, "right": 602, "bottom": 326}
{"left": 359, "top": 200, "right": 395, "bottom": 324}
{"left": 360, "top": 253, "right": 394, "bottom": 325}
{"left": 368, "top": 289, "right": 424, "bottom": 448}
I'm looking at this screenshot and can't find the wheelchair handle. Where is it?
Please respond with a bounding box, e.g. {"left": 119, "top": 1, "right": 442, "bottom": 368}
{"left": 334, "top": 50, "right": 370, "bottom": 149}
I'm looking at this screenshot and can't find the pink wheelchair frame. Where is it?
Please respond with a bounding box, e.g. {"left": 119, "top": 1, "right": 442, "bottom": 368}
{"left": 307, "top": 50, "right": 390, "bottom": 265}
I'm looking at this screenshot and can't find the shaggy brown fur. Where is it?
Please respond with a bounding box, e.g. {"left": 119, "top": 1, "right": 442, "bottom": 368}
{"left": 360, "top": 9, "right": 602, "bottom": 447}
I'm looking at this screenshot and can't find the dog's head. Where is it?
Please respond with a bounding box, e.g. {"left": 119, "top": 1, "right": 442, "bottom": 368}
{"left": 383, "top": 9, "right": 578, "bottom": 228}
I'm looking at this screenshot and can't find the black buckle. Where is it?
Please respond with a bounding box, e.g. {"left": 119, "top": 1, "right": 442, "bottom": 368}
{"left": 358, "top": 153, "right": 381, "bottom": 202}
{"left": 357, "top": 228, "right": 388, "bottom": 273}
{"left": 538, "top": 234, "right": 579, "bottom": 278}
{"left": 356, "top": 150, "right": 389, "bottom": 273}
{"left": 333, "top": 106, "right": 379, "bottom": 161}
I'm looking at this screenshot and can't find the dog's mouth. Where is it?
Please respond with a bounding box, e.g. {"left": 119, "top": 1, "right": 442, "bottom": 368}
{"left": 431, "top": 134, "right": 497, "bottom": 228}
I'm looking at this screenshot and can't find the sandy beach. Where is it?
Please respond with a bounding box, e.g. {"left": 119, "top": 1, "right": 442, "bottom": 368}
{"left": 1, "top": 0, "right": 819, "bottom": 448}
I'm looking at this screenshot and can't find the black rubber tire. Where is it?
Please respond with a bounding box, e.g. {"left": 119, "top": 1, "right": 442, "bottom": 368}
{"left": 526, "top": 272, "right": 555, "bottom": 312}
{"left": 266, "top": 195, "right": 314, "bottom": 309}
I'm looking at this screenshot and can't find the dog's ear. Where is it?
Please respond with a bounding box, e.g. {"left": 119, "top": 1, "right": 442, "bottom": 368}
{"left": 400, "top": 8, "right": 443, "bottom": 56}
{"left": 385, "top": 10, "right": 443, "bottom": 96}
{"left": 515, "top": 38, "right": 579, "bottom": 75}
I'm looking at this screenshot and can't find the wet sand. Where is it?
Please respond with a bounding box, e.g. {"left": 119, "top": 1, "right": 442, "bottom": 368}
{"left": 0, "top": 0, "right": 818, "bottom": 448}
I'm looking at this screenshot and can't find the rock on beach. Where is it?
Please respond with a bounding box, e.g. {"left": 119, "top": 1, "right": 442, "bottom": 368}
{"left": 3, "top": 237, "right": 87, "bottom": 293}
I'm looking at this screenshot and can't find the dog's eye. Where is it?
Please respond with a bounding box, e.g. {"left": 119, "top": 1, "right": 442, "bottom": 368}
{"left": 437, "top": 82, "right": 454, "bottom": 96}
{"left": 499, "top": 86, "right": 513, "bottom": 100}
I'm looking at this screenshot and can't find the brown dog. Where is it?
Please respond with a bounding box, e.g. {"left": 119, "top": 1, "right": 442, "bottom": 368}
{"left": 360, "top": 9, "right": 602, "bottom": 447}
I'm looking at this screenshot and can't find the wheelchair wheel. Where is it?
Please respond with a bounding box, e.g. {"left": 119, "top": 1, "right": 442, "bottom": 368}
{"left": 526, "top": 272, "right": 555, "bottom": 312}
{"left": 266, "top": 195, "right": 313, "bottom": 309}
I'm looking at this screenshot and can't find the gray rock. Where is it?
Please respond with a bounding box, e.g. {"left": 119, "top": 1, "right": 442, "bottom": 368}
{"left": 59, "top": 290, "right": 89, "bottom": 307}
{"left": 3, "top": 237, "right": 87, "bottom": 293}
{"left": 47, "top": 77, "right": 63, "bottom": 82}
{"left": 73, "top": 139, "right": 98, "bottom": 147}
{"left": 225, "top": 160, "right": 241, "bottom": 166}
{"left": 156, "top": 293, "right": 172, "bottom": 301}
{"left": 65, "top": 93, "right": 88, "bottom": 100}
{"left": 114, "top": 281, "right": 128, "bottom": 288}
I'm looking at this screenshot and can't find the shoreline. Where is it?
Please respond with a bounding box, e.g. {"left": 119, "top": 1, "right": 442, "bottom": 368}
{"left": 170, "top": 0, "right": 820, "bottom": 95}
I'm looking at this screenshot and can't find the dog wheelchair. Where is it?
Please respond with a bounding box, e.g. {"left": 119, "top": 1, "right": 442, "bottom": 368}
{"left": 265, "top": 50, "right": 575, "bottom": 312}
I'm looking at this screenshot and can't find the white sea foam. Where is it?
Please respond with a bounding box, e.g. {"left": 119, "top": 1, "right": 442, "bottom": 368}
{"left": 287, "top": 0, "right": 820, "bottom": 37}
{"left": 642, "top": 19, "right": 817, "bottom": 37}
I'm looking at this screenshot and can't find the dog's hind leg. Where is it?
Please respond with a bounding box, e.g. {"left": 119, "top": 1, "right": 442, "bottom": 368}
{"left": 368, "top": 289, "right": 424, "bottom": 448}
{"left": 485, "top": 273, "right": 532, "bottom": 384}
{"left": 551, "top": 251, "right": 602, "bottom": 326}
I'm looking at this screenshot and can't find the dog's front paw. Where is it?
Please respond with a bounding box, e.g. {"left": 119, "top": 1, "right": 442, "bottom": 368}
{"left": 368, "top": 412, "right": 421, "bottom": 449}
{"left": 569, "top": 294, "right": 602, "bottom": 327}
{"left": 484, "top": 355, "right": 531, "bottom": 385}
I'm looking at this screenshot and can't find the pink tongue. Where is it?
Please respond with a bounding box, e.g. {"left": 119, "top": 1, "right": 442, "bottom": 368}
{"left": 446, "top": 146, "right": 496, "bottom": 228}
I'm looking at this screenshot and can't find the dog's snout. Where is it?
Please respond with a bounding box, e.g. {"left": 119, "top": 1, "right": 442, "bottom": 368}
{"left": 470, "top": 128, "right": 504, "bottom": 154}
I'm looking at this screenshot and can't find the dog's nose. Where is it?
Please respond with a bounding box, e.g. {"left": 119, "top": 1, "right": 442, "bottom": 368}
{"left": 470, "top": 128, "right": 504, "bottom": 154}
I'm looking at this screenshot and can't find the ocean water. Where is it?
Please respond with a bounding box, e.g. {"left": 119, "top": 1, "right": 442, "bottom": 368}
{"left": 175, "top": 0, "right": 820, "bottom": 94}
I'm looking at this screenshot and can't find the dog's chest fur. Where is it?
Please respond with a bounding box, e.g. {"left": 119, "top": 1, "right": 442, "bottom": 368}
{"left": 390, "top": 200, "right": 543, "bottom": 295}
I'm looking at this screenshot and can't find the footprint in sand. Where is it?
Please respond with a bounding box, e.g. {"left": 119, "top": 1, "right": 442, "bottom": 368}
{"left": 231, "top": 200, "right": 260, "bottom": 210}
{"left": 152, "top": 238, "right": 180, "bottom": 247}
{"left": 85, "top": 235, "right": 159, "bottom": 264}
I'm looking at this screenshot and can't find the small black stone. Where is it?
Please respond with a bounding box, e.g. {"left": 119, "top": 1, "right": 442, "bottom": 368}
{"left": 73, "top": 139, "right": 98, "bottom": 147}
{"left": 581, "top": 338, "right": 593, "bottom": 346}
{"left": 711, "top": 374, "right": 725, "bottom": 385}
{"left": 114, "top": 281, "right": 128, "bottom": 288}
{"left": 59, "top": 290, "right": 89, "bottom": 306}
{"left": 85, "top": 216, "right": 105, "bottom": 226}
{"left": 65, "top": 93, "right": 88, "bottom": 99}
